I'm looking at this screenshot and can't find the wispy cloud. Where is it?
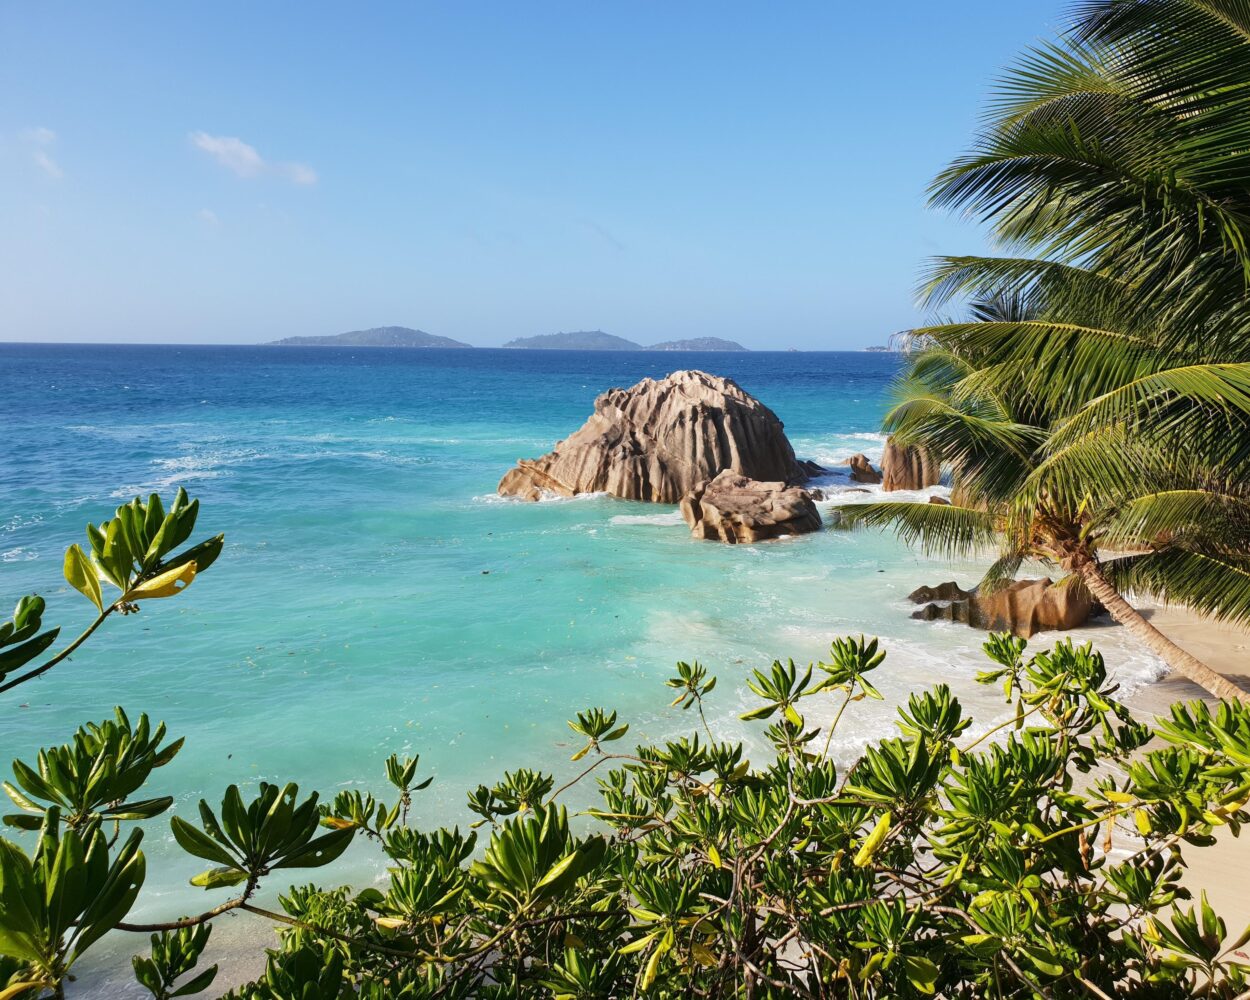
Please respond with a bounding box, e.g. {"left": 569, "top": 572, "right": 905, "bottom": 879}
{"left": 23, "top": 126, "right": 63, "bottom": 179}
{"left": 190, "top": 131, "right": 317, "bottom": 185}
{"left": 197, "top": 208, "right": 220, "bottom": 227}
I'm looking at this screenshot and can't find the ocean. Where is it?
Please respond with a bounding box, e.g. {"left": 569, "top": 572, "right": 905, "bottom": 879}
{"left": 0, "top": 344, "right": 1167, "bottom": 992}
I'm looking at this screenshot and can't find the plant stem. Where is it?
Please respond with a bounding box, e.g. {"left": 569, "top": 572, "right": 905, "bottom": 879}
{"left": 0, "top": 606, "right": 114, "bottom": 695}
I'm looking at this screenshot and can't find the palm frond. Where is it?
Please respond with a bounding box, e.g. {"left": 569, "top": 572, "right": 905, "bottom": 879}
{"left": 1103, "top": 548, "right": 1250, "bottom": 626}
{"left": 1099, "top": 489, "right": 1250, "bottom": 549}
{"left": 836, "top": 502, "right": 999, "bottom": 561}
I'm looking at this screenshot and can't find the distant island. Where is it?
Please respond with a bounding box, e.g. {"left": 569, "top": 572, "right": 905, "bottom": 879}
{"left": 503, "top": 330, "right": 749, "bottom": 351}
{"left": 266, "top": 326, "right": 473, "bottom": 349}
{"left": 503, "top": 331, "right": 643, "bottom": 350}
{"left": 649, "top": 337, "right": 747, "bottom": 351}
{"left": 864, "top": 345, "right": 892, "bottom": 353}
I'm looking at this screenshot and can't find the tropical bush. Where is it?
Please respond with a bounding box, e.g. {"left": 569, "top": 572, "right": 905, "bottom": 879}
{"left": 2, "top": 493, "right": 1250, "bottom": 998}
{"left": 844, "top": 0, "right": 1250, "bottom": 704}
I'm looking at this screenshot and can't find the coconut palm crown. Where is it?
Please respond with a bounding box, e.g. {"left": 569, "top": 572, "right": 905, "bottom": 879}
{"left": 845, "top": 0, "right": 1250, "bottom": 703}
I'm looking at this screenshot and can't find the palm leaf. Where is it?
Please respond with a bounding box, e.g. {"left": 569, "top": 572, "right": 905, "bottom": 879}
{"left": 836, "top": 502, "right": 999, "bottom": 560}
{"left": 1104, "top": 548, "right": 1250, "bottom": 626}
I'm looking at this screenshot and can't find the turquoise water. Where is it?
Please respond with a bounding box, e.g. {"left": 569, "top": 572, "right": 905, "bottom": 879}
{"left": 0, "top": 344, "right": 1166, "bottom": 992}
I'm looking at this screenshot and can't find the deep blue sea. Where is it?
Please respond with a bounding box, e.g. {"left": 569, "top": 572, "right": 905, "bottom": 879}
{"left": 0, "top": 344, "right": 1165, "bottom": 993}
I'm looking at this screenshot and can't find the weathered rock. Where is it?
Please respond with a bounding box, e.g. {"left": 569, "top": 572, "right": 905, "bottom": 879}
{"left": 908, "top": 577, "right": 1095, "bottom": 638}
{"left": 498, "top": 370, "right": 808, "bottom": 502}
{"left": 881, "top": 437, "right": 940, "bottom": 491}
{"left": 929, "top": 496, "right": 950, "bottom": 505}
{"left": 680, "top": 471, "right": 821, "bottom": 543}
{"left": 846, "top": 453, "right": 882, "bottom": 484}
{"left": 908, "top": 581, "right": 973, "bottom": 603}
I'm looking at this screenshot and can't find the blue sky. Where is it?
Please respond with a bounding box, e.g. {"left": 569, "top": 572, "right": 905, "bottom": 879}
{"left": 1, "top": 3, "right": 1067, "bottom": 348}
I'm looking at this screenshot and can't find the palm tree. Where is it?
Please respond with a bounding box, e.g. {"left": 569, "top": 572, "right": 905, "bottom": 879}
{"left": 849, "top": 0, "right": 1250, "bottom": 703}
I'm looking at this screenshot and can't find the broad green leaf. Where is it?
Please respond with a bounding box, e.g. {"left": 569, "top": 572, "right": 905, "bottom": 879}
{"left": 190, "top": 867, "right": 249, "bottom": 889}
{"left": 1020, "top": 943, "right": 1064, "bottom": 977}
{"left": 171, "top": 964, "right": 218, "bottom": 997}
{"left": 272, "top": 827, "right": 354, "bottom": 870}
{"left": 170, "top": 816, "right": 238, "bottom": 869}
{"left": 905, "top": 955, "right": 939, "bottom": 994}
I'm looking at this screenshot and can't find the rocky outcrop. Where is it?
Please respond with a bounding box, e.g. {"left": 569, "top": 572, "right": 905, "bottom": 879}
{"left": 498, "top": 370, "right": 808, "bottom": 502}
{"left": 909, "top": 577, "right": 1096, "bottom": 638}
{"left": 908, "top": 581, "right": 973, "bottom": 603}
{"left": 847, "top": 454, "right": 882, "bottom": 484}
{"left": 680, "top": 471, "right": 821, "bottom": 543}
{"left": 881, "top": 437, "right": 940, "bottom": 492}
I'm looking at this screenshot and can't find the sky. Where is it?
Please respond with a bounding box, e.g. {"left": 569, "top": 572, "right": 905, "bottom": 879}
{"left": 0, "top": 2, "right": 1069, "bottom": 349}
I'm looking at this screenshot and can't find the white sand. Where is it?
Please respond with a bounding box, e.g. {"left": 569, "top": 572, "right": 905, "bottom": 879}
{"left": 1130, "top": 609, "right": 1250, "bottom": 953}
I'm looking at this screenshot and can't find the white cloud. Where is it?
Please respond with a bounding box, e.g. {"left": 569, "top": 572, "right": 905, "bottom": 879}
{"left": 23, "top": 127, "right": 62, "bottom": 178}
{"left": 197, "top": 208, "right": 220, "bottom": 227}
{"left": 190, "top": 131, "right": 316, "bottom": 185}
{"left": 32, "top": 149, "right": 63, "bottom": 179}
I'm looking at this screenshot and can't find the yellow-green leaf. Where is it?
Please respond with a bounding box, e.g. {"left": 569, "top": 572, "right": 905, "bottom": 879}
{"left": 0, "top": 982, "right": 51, "bottom": 1000}
{"left": 691, "top": 940, "right": 716, "bottom": 967}
{"left": 853, "top": 812, "right": 891, "bottom": 867}
{"left": 619, "top": 931, "right": 658, "bottom": 955}
{"left": 641, "top": 947, "right": 661, "bottom": 991}
{"left": 707, "top": 844, "right": 722, "bottom": 869}
{"left": 63, "top": 544, "right": 103, "bottom": 611}
{"left": 125, "top": 561, "right": 197, "bottom": 601}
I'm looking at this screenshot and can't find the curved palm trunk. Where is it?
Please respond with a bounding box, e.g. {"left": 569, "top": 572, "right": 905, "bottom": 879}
{"left": 1075, "top": 561, "right": 1249, "bottom": 704}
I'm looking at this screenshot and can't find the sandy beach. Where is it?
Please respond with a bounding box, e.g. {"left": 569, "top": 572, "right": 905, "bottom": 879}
{"left": 1131, "top": 609, "right": 1250, "bottom": 951}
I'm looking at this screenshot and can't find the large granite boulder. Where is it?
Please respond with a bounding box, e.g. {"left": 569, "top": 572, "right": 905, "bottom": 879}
{"left": 846, "top": 453, "right": 882, "bottom": 484}
{"left": 498, "top": 370, "right": 807, "bottom": 502}
{"left": 881, "top": 437, "right": 940, "bottom": 492}
{"left": 909, "top": 577, "right": 1096, "bottom": 638}
{"left": 680, "top": 471, "right": 821, "bottom": 543}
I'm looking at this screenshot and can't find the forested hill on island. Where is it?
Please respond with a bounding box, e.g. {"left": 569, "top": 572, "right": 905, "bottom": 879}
{"left": 649, "top": 337, "right": 748, "bottom": 351}
{"left": 502, "top": 330, "right": 749, "bottom": 351}
{"left": 267, "top": 326, "right": 473, "bottom": 348}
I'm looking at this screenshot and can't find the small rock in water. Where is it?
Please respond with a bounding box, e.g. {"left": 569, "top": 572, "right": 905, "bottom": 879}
{"left": 680, "top": 471, "right": 821, "bottom": 544}
{"left": 845, "top": 453, "right": 882, "bottom": 484}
